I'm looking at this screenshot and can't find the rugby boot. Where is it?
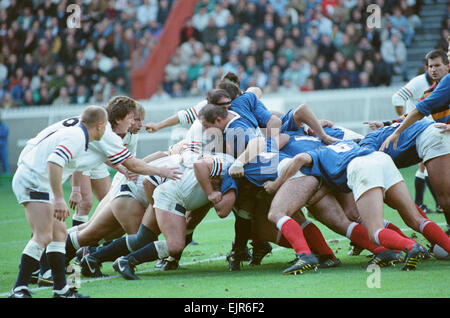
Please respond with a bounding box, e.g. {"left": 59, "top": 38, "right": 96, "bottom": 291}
{"left": 318, "top": 254, "right": 342, "bottom": 269}
{"left": 348, "top": 242, "right": 364, "bottom": 256}
{"left": 53, "top": 287, "right": 89, "bottom": 298}
{"left": 402, "top": 243, "right": 428, "bottom": 271}
{"left": 249, "top": 241, "right": 272, "bottom": 266}
{"left": 8, "top": 287, "right": 32, "bottom": 298}
{"left": 158, "top": 256, "right": 179, "bottom": 271}
{"left": 79, "top": 254, "right": 104, "bottom": 278}
{"left": 282, "top": 253, "right": 319, "bottom": 275}
{"left": 113, "top": 256, "right": 140, "bottom": 280}
{"left": 368, "top": 250, "right": 405, "bottom": 267}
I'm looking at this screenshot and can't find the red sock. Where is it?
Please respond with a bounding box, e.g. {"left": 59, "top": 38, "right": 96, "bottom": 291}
{"left": 420, "top": 220, "right": 450, "bottom": 253}
{"left": 375, "top": 228, "right": 416, "bottom": 251}
{"left": 302, "top": 221, "right": 337, "bottom": 259}
{"left": 279, "top": 218, "right": 311, "bottom": 255}
{"left": 385, "top": 222, "right": 409, "bottom": 239}
{"left": 348, "top": 223, "right": 387, "bottom": 254}
{"left": 277, "top": 235, "right": 292, "bottom": 249}
{"left": 415, "top": 204, "right": 429, "bottom": 219}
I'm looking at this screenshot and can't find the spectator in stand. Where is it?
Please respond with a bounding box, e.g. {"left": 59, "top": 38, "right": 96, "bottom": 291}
{"left": 381, "top": 32, "right": 409, "bottom": 81}
{"left": 137, "top": 0, "right": 158, "bottom": 27}
{"left": 389, "top": 6, "right": 414, "bottom": 47}
{"left": 180, "top": 18, "right": 201, "bottom": 43}
{"left": 338, "top": 33, "right": 356, "bottom": 60}
{"left": 52, "top": 86, "right": 71, "bottom": 106}
{"left": 372, "top": 51, "right": 392, "bottom": 86}
{"left": 36, "top": 85, "right": 52, "bottom": 106}
{"left": 299, "top": 35, "right": 318, "bottom": 64}
{"left": 74, "top": 84, "right": 89, "bottom": 105}
{"left": 192, "top": 5, "right": 210, "bottom": 32}
{"left": 318, "top": 33, "right": 336, "bottom": 61}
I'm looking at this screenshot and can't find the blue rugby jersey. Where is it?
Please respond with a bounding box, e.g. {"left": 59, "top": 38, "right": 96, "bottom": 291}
{"left": 359, "top": 120, "right": 433, "bottom": 168}
{"left": 416, "top": 74, "right": 450, "bottom": 124}
{"left": 301, "top": 140, "right": 374, "bottom": 193}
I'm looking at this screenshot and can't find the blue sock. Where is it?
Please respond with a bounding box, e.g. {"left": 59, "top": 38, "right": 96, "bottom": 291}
{"left": 14, "top": 254, "right": 40, "bottom": 289}
{"left": 91, "top": 237, "right": 131, "bottom": 263}
{"left": 127, "top": 243, "right": 158, "bottom": 264}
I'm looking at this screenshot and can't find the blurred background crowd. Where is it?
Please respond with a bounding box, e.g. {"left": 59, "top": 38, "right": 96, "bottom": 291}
{"left": 0, "top": 0, "right": 449, "bottom": 108}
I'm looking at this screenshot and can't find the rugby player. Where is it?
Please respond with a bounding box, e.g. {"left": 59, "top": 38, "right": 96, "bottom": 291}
{"left": 9, "top": 106, "right": 107, "bottom": 298}
{"left": 269, "top": 140, "right": 450, "bottom": 271}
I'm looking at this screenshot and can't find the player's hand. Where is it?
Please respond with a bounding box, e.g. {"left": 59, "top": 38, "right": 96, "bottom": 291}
{"left": 53, "top": 198, "right": 70, "bottom": 222}
{"left": 434, "top": 123, "right": 450, "bottom": 134}
{"left": 263, "top": 180, "right": 278, "bottom": 194}
{"left": 379, "top": 131, "right": 400, "bottom": 151}
{"left": 68, "top": 186, "right": 81, "bottom": 210}
{"left": 127, "top": 171, "right": 139, "bottom": 183}
{"left": 158, "top": 166, "right": 183, "bottom": 180}
{"left": 322, "top": 134, "right": 340, "bottom": 145}
{"left": 363, "top": 121, "right": 383, "bottom": 131}
{"left": 229, "top": 160, "right": 244, "bottom": 178}
{"left": 145, "top": 122, "right": 161, "bottom": 133}
{"left": 208, "top": 191, "right": 222, "bottom": 204}
{"left": 320, "top": 119, "right": 334, "bottom": 128}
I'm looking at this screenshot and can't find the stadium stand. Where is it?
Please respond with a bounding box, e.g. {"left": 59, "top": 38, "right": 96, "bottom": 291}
{"left": 0, "top": 0, "right": 447, "bottom": 108}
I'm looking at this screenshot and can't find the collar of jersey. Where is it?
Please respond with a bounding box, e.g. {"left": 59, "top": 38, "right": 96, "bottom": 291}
{"left": 224, "top": 110, "right": 241, "bottom": 131}
{"left": 79, "top": 123, "right": 89, "bottom": 150}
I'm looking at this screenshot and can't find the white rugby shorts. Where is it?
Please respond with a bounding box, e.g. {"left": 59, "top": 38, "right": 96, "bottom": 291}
{"left": 110, "top": 175, "right": 150, "bottom": 208}
{"left": 277, "top": 158, "right": 307, "bottom": 180}
{"left": 152, "top": 169, "right": 208, "bottom": 217}
{"left": 347, "top": 151, "right": 403, "bottom": 201}
{"left": 416, "top": 124, "right": 450, "bottom": 163}
{"left": 82, "top": 163, "right": 110, "bottom": 179}
{"left": 12, "top": 165, "right": 53, "bottom": 204}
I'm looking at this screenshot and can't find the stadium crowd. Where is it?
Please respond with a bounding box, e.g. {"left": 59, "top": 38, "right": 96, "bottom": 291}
{"left": 0, "top": 0, "right": 445, "bottom": 108}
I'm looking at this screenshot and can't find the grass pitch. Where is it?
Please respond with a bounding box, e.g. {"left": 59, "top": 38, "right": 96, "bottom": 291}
{"left": 0, "top": 166, "right": 449, "bottom": 299}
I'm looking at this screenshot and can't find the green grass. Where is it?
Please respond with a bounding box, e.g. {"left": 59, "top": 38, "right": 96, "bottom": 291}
{"left": 0, "top": 167, "right": 448, "bottom": 299}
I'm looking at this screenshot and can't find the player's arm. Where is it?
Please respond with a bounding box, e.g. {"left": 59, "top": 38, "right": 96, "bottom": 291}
{"left": 48, "top": 161, "right": 70, "bottom": 222}
{"left": 213, "top": 190, "right": 236, "bottom": 218}
{"left": 379, "top": 107, "right": 424, "bottom": 151}
{"left": 193, "top": 157, "right": 222, "bottom": 204}
{"left": 68, "top": 171, "right": 82, "bottom": 210}
{"left": 264, "top": 153, "right": 313, "bottom": 194}
{"left": 145, "top": 113, "right": 179, "bottom": 133}
{"left": 294, "top": 104, "right": 339, "bottom": 145}
{"left": 121, "top": 157, "right": 182, "bottom": 181}
{"left": 229, "top": 136, "right": 266, "bottom": 178}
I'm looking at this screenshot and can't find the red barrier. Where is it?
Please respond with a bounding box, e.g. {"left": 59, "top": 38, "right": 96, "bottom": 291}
{"left": 130, "top": 0, "right": 200, "bottom": 100}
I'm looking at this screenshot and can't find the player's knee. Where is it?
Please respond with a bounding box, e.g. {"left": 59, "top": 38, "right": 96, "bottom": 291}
{"left": 78, "top": 198, "right": 93, "bottom": 215}
{"left": 33, "top": 233, "right": 53, "bottom": 247}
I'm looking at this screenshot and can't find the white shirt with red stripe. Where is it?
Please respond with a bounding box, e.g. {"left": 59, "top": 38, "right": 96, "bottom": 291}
{"left": 76, "top": 122, "right": 133, "bottom": 171}
{"left": 391, "top": 73, "right": 433, "bottom": 120}
{"left": 19, "top": 125, "right": 89, "bottom": 184}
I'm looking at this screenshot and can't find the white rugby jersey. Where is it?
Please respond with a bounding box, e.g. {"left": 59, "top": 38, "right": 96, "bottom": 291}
{"left": 20, "top": 124, "right": 90, "bottom": 184}
{"left": 122, "top": 131, "right": 139, "bottom": 156}
{"left": 161, "top": 153, "right": 235, "bottom": 212}
{"left": 76, "top": 121, "right": 133, "bottom": 171}
{"left": 392, "top": 73, "right": 434, "bottom": 119}
{"left": 177, "top": 99, "right": 207, "bottom": 127}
